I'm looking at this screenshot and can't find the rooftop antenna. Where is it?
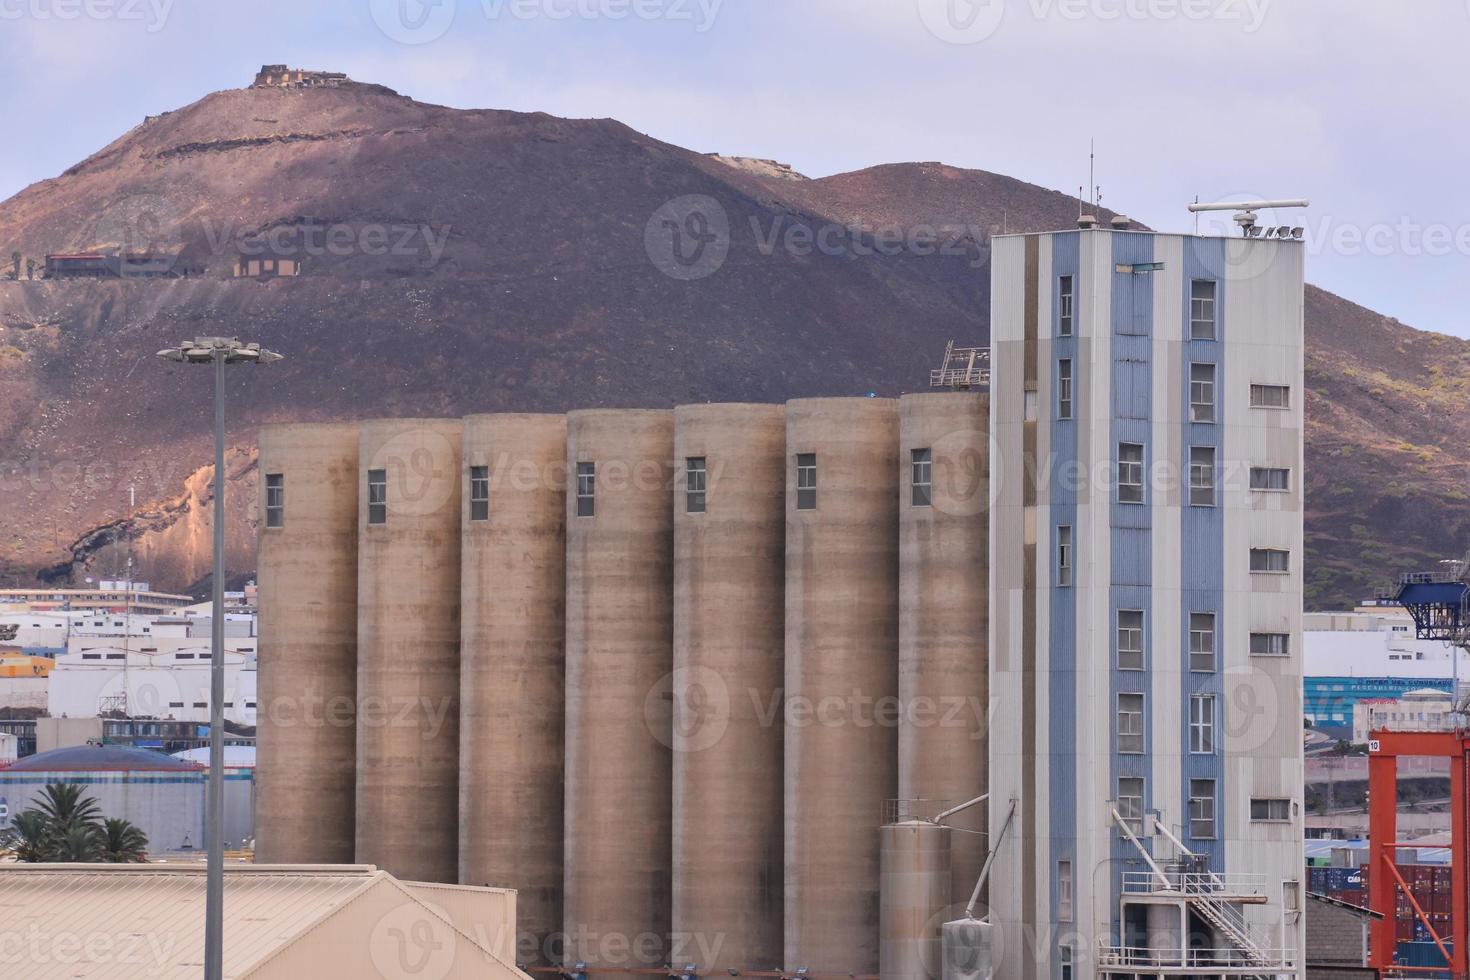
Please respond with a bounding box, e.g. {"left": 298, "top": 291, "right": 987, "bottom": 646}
{"left": 1078, "top": 186, "right": 1084, "bottom": 220}
{"left": 1089, "top": 138, "right": 1096, "bottom": 210}
{"left": 1193, "top": 195, "right": 1200, "bottom": 235}
{"left": 1187, "top": 198, "right": 1310, "bottom": 237}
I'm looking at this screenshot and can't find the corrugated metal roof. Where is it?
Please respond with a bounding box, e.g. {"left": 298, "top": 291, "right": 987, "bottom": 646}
{"left": 0, "top": 864, "right": 382, "bottom": 978}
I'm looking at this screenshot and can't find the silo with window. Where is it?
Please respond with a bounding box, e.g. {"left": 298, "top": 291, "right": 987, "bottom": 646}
{"left": 898, "top": 391, "right": 990, "bottom": 906}
{"left": 355, "top": 418, "right": 463, "bottom": 884}
{"left": 783, "top": 397, "right": 901, "bottom": 975}
{"left": 255, "top": 422, "right": 359, "bottom": 864}
{"left": 459, "top": 413, "right": 568, "bottom": 965}
{"left": 671, "top": 403, "right": 786, "bottom": 972}
{"left": 563, "top": 409, "right": 675, "bottom": 969}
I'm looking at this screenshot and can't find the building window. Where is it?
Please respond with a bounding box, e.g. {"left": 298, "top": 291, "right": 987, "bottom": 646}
{"left": 1191, "top": 280, "right": 1217, "bottom": 340}
{"left": 367, "top": 469, "right": 387, "bottom": 525}
{"left": 1284, "top": 880, "right": 1302, "bottom": 913}
{"left": 796, "top": 453, "right": 817, "bottom": 511}
{"left": 1251, "top": 632, "right": 1291, "bottom": 657}
{"left": 1250, "top": 467, "right": 1291, "bottom": 491}
{"left": 1117, "top": 777, "right": 1145, "bottom": 835}
{"left": 1118, "top": 442, "right": 1144, "bottom": 504}
{"left": 1250, "top": 798, "right": 1292, "bottom": 822}
{"left": 1250, "top": 383, "right": 1291, "bottom": 409}
{"left": 910, "top": 449, "right": 932, "bottom": 507}
{"left": 1190, "top": 363, "right": 1217, "bottom": 423}
{"left": 1117, "top": 610, "right": 1144, "bottom": 670}
{"left": 1024, "top": 388, "right": 1038, "bottom": 422}
{"left": 1189, "top": 613, "right": 1216, "bottom": 672}
{"left": 1118, "top": 692, "right": 1145, "bottom": 754}
{"left": 1190, "top": 694, "right": 1217, "bottom": 754}
{"left": 1189, "top": 446, "right": 1216, "bottom": 507}
{"left": 1057, "top": 861, "right": 1074, "bottom": 922}
{"left": 1058, "top": 275, "right": 1075, "bottom": 337}
{"left": 469, "top": 466, "right": 490, "bottom": 522}
{"left": 1189, "top": 779, "right": 1217, "bottom": 839}
{"left": 1059, "top": 943, "right": 1074, "bottom": 980}
{"left": 576, "top": 462, "right": 596, "bottom": 518}
{"left": 1057, "top": 359, "right": 1073, "bottom": 420}
{"left": 264, "top": 473, "right": 284, "bottom": 528}
{"left": 686, "top": 457, "right": 708, "bottom": 514}
{"left": 1250, "top": 548, "right": 1290, "bottom": 573}
{"left": 1057, "top": 526, "right": 1073, "bottom": 588}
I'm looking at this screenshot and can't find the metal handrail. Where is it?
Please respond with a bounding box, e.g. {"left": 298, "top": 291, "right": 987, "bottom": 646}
{"left": 1096, "top": 942, "right": 1297, "bottom": 970}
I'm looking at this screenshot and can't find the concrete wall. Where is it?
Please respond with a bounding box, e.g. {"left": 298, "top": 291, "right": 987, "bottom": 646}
{"left": 35, "top": 716, "right": 103, "bottom": 753}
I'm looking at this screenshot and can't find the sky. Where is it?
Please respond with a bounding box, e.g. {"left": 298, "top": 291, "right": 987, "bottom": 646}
{"left": 1, "top": 0, "right": 1465, "bottom": 334}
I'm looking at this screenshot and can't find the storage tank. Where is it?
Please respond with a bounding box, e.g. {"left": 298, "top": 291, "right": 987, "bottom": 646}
{"left": 784, "top": 397, "right": 900, "bottom": 974}
{"left": 898, "top": 393, "right": 990, "bottom": 905}
{"left": 671, "top": 404, "right": 786, "bottom": 972}
{"left": 355, "top": 418, "right": 463, "bottom": 884}
{"left": 459, "top": 414, "right": 568, "bottom": 967}
{"left": 255, "top": 422, "right": 358, "bottom": 864}
{"left": 880, "top": 821, "right": 953, "bottom": 980}
{"left": 563, "top": 409, "right": 675, "bottom": 969}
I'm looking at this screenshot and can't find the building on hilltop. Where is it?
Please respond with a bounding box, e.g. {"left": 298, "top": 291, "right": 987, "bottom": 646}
{"left": 252, "top": 64, "right": 349, "bottom": 89}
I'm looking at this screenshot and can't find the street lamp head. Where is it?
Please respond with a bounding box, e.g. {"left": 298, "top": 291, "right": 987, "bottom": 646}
{"left": 156, "top": 337, "right": 285, "bottom": 365}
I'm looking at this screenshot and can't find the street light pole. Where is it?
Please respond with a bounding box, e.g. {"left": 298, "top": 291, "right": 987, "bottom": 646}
{"left": 157, "top": 337, "right": 282, "bottom": 980}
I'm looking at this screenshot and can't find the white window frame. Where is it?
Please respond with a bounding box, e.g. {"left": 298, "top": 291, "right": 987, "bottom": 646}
{"left": 1250, "top": 797, "right": 1292, "bottom": 823}
{"left": 1191, "top": 280, "right": 1217, "bottom": 340}
{"left": 1059, "top": 942, "right": 1075, "bottom": 980}
{"left": 686, "top": 457, "right": 708, "bottom": 514}
{"left": 911, "top": 449, "right": 932, "bottom": 508}
{"left": 264, "top": 473, "right": 284, "bottom": 528}
{"left": 1189, "top": 694, "right": 1217, "bottom": 754}
{"left": 1250, "top": 467, "right": 1291, "bottom": 492}
{"left": 367, "top": 469, "right": 387, "bottom": 525}
{"left": 1250, "top": 548, "right": 1291, "bottom": 574}
{"left": 1189, "top": 778, "right": 1217, "bottom": 839}
{"left": 1058, "top": 275, "right": 1075, "bottom": 337}
{"left": 1118, "top": 442, "right": 1144, "bottom": 504}
{"left": 796, "top": 453, "right": 817, "bottom": 511}
{"left": 1057, "top": 526, "right": 1074, "bottom": 588}
{"left": 1117, "top": 609, "right": 1144, "bottom": 670}
{"left": 1058, "top": 860, "right": 1074, "bottom": 922}
{"left": 1118, "top": 692, "right": 1145, "bottom": 754}
{"left": 1250, "top": 632, "right": 1291, "bottom": 657}
{"left": 469, "top": 465, "right": 490, "bottom": 522}
{"left": 1117, "top": 777, "right": 1145, "bottom": 835}
{"left": 1250, "top": 383, "right": 1291, "bottom": 409}
{"left": 1189, "top": 612, "right": 1216, "bottom": 672}
{"left": 575, "top": 462, "right": 596, "bottom": 518}
{"left": 1057, "top": 359, "right": 1074, "bottom": 420}
{"left": 1189, "top": 446, "right": 1216, "bottom": 507}
{"left": 1189, "top": 362, "right": 1217, "bottom": 423}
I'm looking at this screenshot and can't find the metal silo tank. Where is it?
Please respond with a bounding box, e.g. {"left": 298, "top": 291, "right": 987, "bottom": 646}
{"left": 898, "top": 392, "right": 990, "bottom": 906}
{"left": 880, "top": 820, "right": 954, "bottom": 980}
{"left": 355, "top": 418, "right": 463, "bottom": 884}
{"left": 672, "top": 403, "right": 785, "bottom": 972}
{"left": 459, "top": 413, "right": 568, "bottom": 967}
{"left": 255, "top": 422, "right": 359, "bottom": 864}
{"left": 783, "top": 397, "right": 900, "bottom": 975}
{"left": 563, "top": 409, "right": 675, "bottom": 970}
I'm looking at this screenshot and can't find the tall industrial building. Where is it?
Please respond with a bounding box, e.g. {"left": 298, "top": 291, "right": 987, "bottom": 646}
{"left": 988, "top": 227, "right": 1306, "bottom": 980}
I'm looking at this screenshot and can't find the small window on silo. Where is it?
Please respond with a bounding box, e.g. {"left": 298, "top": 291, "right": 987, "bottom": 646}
{"left": 576, "top": 462, "right": 596, "bottom": 518}
{"left": 367, "top": 469, "right": 387, "bottom": 525}
{"left": 685, "top": 457, "right": 707, "bottom": 514}
{"left": 911, "top": 449, "right": 932, "bottom": 507}
{"left": 796, "top": 453, "right": 816, "bottom": 511}
{"left": 469, "top": 466, "right": 490, "bottom": 522}
{"left": 264, "top": 474, "right": 284, "bottom": 528}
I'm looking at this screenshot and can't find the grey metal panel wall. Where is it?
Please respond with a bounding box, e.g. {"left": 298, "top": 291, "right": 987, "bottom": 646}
{"left": 459, "top": 414, "right": 567, "bottom": 966}
{"left": 563, "top": 409, "right": 675, "bottom": 969}
{"left": 355, "top": 419, "right": 463, "bottom": 884}
{"left": 672, "top": 404, "right": 786, "bottom": 972}
{"left": 784, "top": 397, "right": 900, "bottom": 975}
{"left": 255, "top": 422, "right": 359, "bottom": 864}
{"left": 897, "top": 392, "right": 989, "bottom": 907}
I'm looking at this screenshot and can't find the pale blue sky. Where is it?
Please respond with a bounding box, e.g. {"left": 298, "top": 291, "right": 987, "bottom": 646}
{"left": 2, "top": 0, "right": 1465, "bottom": 335}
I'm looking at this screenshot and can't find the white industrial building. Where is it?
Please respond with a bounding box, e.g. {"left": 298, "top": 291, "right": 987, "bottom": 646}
{"left": 46, "top": 643, "right": 257, "bottom": 725}
{"left": 989, "top": 223, "right": 1305, "bottom": 979}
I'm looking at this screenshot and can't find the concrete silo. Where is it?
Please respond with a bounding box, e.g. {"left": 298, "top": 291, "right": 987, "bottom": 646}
{"left": 783, "top": 397, "right": 900, "bottom": 975}
{"left": 671, "top": 404, "right": 785, "bottom": 972}
{"left": 897, "top": 392, "right": 989, "bottom": 905}
{"left": 459, "top": 414, "right": 568, "bottom": 967}
{"left": 355, "top": 418, "right": 463, "bottom": 884}
{"left": 563, "top": 410, "right": 674, "bottom": 969}
{"left": 255, "top": 422, "right": 359, "bottom": 864}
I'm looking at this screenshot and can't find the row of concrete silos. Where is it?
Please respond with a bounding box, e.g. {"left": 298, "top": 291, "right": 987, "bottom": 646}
{"left": 254, "top": 393, "right": 988, "bottom": 976}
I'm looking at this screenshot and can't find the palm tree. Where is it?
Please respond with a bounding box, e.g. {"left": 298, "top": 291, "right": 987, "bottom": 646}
{"left": 5, "top": 810, "right": 52, "bottom": 862}
{"left": 96, "top": 818, "right": 149, "bottom": 863}
{"left": 33, "top": 782, "right": 102, "bottom": 835}
{"left": 52, "top": 823, "right": 101, "bottom": 862}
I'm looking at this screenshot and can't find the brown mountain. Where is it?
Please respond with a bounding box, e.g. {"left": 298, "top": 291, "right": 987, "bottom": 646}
{"left": 0, "top": 72, "right": 1460, "bottom": 608}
